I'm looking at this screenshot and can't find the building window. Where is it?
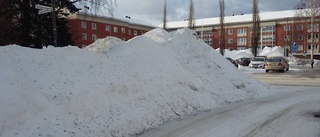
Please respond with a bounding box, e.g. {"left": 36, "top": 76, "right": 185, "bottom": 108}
{"left": 307, "top": 24, "right": 319, "bottom": 32}
{"left": 261, "top": 35, "right": 274, "bottom": 42}
{"left": 261, "top": 26, "right": 274, "bottom": 32}
{"left": 92, "top": 23, "right": 97, "bottom": 30}
{"left": 237, "top": 47, "right": 246, "bottom": 50}
{"left": 81, "top": 33, "right": 87, "bottom": 40}
{"left": 297, "top": 35, "right": 303, "bottom": 41}
{"left": 308, "top": 44, "right": 318, "bottom": 50}
{"left": 308, "top": 34, "right": 319, "bottom": 40}
{"left": 92, "top": 34, "right": 97, "bottom": 41}
{"left": 81, "top": 21, "right": 87, "bottom": 28}
{"left": 237, "top": 38, "right": 246, "bottom": 45}
{"left": 298, "top": 45, "right": 303, "bottom": 51}
{"left": 227, "top": 38, "right": 233, "bottom": 44}
{"left": 105, "top": 25, "right": 110, "bottom": 31}
{"left": 128, "top": 29, "right": 131, "bottom": 35}
{"left": 121, "top": 27, "right": 125, "bottom": 33}
{"left": 237, "top": 28, "right": 246, "bottom": 36}
{"left": 122, "top": 37, "right": 126, "bottom": 41}
{"left": 140, "top": 31, "right": 144, "bottom": 35}
{"left": 114, "top": 26, "right": 118, "bottom": 33}
{"left": 134, "top": 30, "right": 137, "bottom": 36}
{"left": 228, "top": 29, "right": 233, "bottom": 35}
{"left": 296, "top": 24, "right": 303, "bottom": 30}
{"left": 284, "top": 25, "right": 290, "bottom": 31}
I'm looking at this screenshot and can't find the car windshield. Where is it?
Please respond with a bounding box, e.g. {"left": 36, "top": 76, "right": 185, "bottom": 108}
{"left": 239, "top": 58, "right": 247, "bottom": 61}
{"left": 252, "top": 58, "right": 265, "bottom": 61}
{"left": 267, "top": 58, "right": 282, "bottom": 62}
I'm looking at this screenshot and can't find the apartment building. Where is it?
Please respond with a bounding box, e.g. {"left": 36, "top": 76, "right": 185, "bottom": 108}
{"left": 164, "top": 10, "right": 320, "bottom": 59}
{"left": 67, "top": 13, "right": 155, "bottom": 48}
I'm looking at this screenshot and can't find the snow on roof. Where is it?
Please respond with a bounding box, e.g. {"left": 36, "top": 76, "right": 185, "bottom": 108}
{"left": 74, "top": 12, "right": 157, "bottom": 28}
{"left": 163, "top": 10, "right": 298, "bottom": 28}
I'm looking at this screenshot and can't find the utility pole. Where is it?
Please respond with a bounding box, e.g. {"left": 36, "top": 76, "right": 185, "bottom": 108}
{"left": 285, "top": 18, "right": 288, "bottom": 57}
{"left": 51, "top": 0, "right": 57, "bottom": 47}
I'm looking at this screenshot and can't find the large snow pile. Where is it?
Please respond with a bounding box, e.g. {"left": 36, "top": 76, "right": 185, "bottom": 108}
{"left": 259, "top": 46, "right": 284, "bottom": 57}
{"left": 222, "top": 46, "right": 285, "bottom": 60}
{"left": 1, "top": 28, "right": 274, "bottom": 137}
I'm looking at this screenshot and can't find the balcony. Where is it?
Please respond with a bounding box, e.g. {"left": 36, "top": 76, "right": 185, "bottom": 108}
{"left": 307, "top": 39, "right": 319, "bottom": 43}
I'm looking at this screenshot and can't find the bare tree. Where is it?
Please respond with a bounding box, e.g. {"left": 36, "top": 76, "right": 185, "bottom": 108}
{"left": 251, "top": 0, "right": 260, "bottom": 57}
{"left": 219, "top": 0, "right": 225, "bottom": 55}
{"left": 188, "top": 0, "right": 195, "bottom": 29}
{"left": 163, "top": 0, "right": 167, "bottom": 29}
{"left": 79, "top": 0, "right": 117, "bottom": 17}
{"left": 295, "top": 0, "right": 320, "bottom": 60}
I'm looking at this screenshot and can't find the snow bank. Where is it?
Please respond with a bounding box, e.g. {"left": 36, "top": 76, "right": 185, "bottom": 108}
{"left": 259, "top": 46, "right": 284, "bottom": 57}
{"left": 85, "top": 36, "right": 124, "bottom": 53}
{"left": 0, "top": 28, "right": 273, "bottom": 137}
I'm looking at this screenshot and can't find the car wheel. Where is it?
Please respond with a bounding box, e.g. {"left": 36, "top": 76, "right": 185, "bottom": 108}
{"left": 286, "top": 67, "right": 289, "bottom": 71}
{"left": 266, "top": 70, "right": 269, "bottom": 73}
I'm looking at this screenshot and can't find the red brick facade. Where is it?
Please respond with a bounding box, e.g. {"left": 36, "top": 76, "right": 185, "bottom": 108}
{"left": 67, "top": 13, "right": 154, "bottom": 48}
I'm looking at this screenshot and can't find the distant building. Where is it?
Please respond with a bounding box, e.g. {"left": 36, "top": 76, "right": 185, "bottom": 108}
{"left": 67, "top": 13, "right": 155, "bottom": 48}
{"left": 163, "top": 10, "right": 320, "bottom": 59}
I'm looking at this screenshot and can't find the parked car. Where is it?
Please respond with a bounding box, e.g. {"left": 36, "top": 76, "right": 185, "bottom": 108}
{"left": 265, "top": 56, "right": 289, "bottom": 73}
{"left": 237, "top": 57, "right": 251, "bottom": 66}
{"left": 226, "top": 57, "right": 239, "bottom": 67}
{"left": 249, "top": 56, "right": 267, "bottom": 69}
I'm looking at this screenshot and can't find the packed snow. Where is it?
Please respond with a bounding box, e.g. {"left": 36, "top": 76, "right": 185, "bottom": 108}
{"left": 0, "top": 28, "right": 317, "bottom": 137}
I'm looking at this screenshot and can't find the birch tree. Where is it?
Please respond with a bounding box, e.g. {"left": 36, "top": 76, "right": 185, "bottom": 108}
{"left": 219, "top": 0, "right": 225, "bottom": 55}
{"left": 188, "top": 0, "right": 195, "bottom": 29}
{"left": 251, "top": 0, "right": 260, "bottom": 57}
{"left": 295, "top": 0, "right": 320, "bottom": 60}
{"left": 163, "top": 0, "right": 167, "bottom": 29}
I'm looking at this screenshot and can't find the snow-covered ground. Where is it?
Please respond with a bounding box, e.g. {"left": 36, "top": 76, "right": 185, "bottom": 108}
{"left": 0, "top": 28, "right": 318, "bottom": 137}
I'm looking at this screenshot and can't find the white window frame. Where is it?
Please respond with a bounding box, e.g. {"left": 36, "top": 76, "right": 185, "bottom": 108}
{"left": 237, "top": 38, "right": 246, "bottom": 45}
{"left": 92, "top": 23, "right": 97, "bottom": 30}
{"left": 227, "top": 38, "right": 233, "bottom": 44}
{"left": 284, "top": 25, "right": 290, "bottom": 31}
{"left": 128, "top": 29, "right": 131, "bottom": 35}
{"left": 114, "top": 26, "right": 118, "bottom": 33}
{"left": 297, "top": 35, "right": 303, "bottom": 41}
{"left": 81, "top": 33, "right": 87, "bottom": 40}
{"left": 81, "top": 21, "right": 87, "bottom": 29}
{"left": 296, "top": 24, "right": 303, "bottom": 30}
{"left": 121, "top": 27, "right": 125, "bottom": 33}
{"left": 237, "top": 28, "right": 246, "bottom": 36}
{"left": 134, "top": 30, "right": 137, "bottom": 36}
{"left": 228, "top": 29, "right": 233, "bottom": 35}
{"left": 92, "top": 34, "right": 97, "bottom": 41}
{"left": 105, "top": 25, "right": 110, "bottom": 31}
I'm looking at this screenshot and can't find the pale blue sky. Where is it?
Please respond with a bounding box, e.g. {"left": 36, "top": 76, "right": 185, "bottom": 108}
{"left": 79, "top": 0, "right": 300, "bottom": 26}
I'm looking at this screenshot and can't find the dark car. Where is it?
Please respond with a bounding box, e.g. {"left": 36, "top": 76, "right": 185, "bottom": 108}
{"left": 237, "top": 57, "right": 251, "bottom": 66}
{"left": 226, "top": 57, "right": 239, "bottom": 67}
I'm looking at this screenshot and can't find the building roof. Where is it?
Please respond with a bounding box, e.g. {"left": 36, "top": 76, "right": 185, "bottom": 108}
{"left": 69, "top": 12, "right": 157, "bottom": 29}
{"left": 162, "top": 10, "right": 300, "bottom": 29}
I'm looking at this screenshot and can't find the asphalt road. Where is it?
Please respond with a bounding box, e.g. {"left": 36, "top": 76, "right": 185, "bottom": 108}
{"left": 137, "top": 65, "right": 320, "bottom": 137}
{"left": 248, "top": 66, "right": 320, "bottom": 86}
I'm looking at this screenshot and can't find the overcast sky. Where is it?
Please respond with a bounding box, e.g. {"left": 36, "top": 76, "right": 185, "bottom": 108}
{"left": 103, "top": 0, "right": 300, "bottom": 26}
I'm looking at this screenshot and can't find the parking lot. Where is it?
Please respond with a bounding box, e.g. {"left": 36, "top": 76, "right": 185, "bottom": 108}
{"left": 242, "top": 65, "right": 320, "bottom": 86}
